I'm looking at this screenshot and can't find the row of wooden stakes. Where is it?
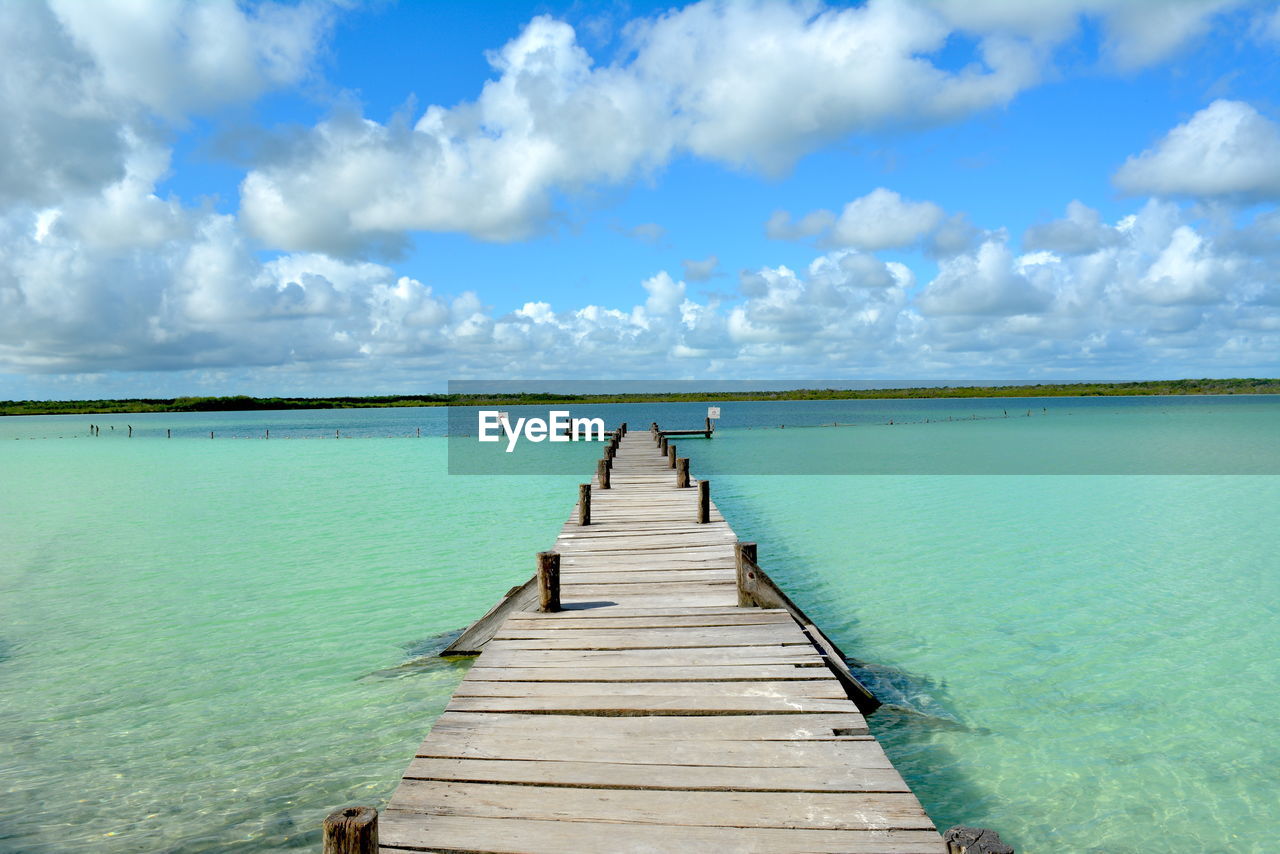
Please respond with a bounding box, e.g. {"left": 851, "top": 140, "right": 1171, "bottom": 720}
{"left": 578, "top": 421, "right": 709, "bottom": 524}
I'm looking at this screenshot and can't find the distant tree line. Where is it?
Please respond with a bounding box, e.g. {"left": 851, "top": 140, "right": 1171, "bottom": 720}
{"left": 2, "top": 379, "right": 1277, "bottom": 416}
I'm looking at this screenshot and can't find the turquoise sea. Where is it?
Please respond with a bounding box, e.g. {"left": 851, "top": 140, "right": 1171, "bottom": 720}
{"left": 1, "top": 397, "right": 1277, "bottom": 852}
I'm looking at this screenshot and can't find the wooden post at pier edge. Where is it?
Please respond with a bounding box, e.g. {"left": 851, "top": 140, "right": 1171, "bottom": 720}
{"left": 697, "top": 479, "right": 710, "bottom": 524}
{"left": 322, "top": 806, "right": 378, "bottom": 854}
{"left": 668, "top": 444, "right": 677, "bottom": 468}
{"left": 943, "top": 825, "right": 1015, "bottom": 854}
{"left": 619, "top": 422, "right": 627, "bottom": 435}
{"left": 659, "top": 435, "right": 669, "bottom": 455}
{"left": 597, "top": 458, "right": 610, "bottom": 489}
{"left": 676, "top": 457, "right": 690, "bottom": 488}
{"left": 578, "top": 483, "right": 591, "bottom": 526}
{"left": 706, "top": 416, "right": 713, "bottom": 437}
{"left": 537, "top": 551, "right": 561, "bottom": 612}
{"left": 735, "top": 541, "right": 758, "bottom": 607}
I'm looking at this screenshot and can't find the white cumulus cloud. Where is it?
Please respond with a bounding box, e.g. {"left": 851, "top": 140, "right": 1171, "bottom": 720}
{"left": 1114, "top": 100, "right": 1280, "bottom": 199}
{"left": 237, "top": 0, "right": 1060, "bottom": 254}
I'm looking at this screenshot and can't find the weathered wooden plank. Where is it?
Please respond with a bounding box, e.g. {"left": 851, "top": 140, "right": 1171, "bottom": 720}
{"left": 444, "top": 694, "right": 859, "bottom": 715}
{"left": 484, "top": 634, "right": 808, "bottom": 651}
{"left": 472, "top": 647, "right": 824, "bottom": 667}
{"left": 402, "top": 757, "right": 911, "bottom": 792}
{"left": 414, "top": 733, "right": 888, "bottom": 767}
{"left": 502, "top": 611, "right": 792, "bottom": 628}
{"left": 558, "top": 569, "right": 737, "bottom": 584}
{"left": 492, "top": 623, "right": 803, "bottom": 643}
{"left": 379, "top": 811, "right": 948, "bottom": 854}
{"left": 388, "top": 782, "right": 936, "bottom": 831}
{"left": 440, "top": 575, "right": 536, "bottom": 655}
{"left": 461, "top": 664, "right": 833, "bottom": 681}
{"left": 512, "top": 605, "right": 789, "bottom": 619}
{"left": 452, "top": 680, "right": 850, "bottom": 700}
{"left": 425, "top": 711, "right": 867, "bottom": 740}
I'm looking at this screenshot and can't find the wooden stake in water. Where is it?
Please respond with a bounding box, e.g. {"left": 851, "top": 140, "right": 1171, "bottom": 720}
{"left": 537, "top": 551, "right": 561, "bottom": 612}
{"left": 322, "top": 805, "right": 378, "bottom": 854}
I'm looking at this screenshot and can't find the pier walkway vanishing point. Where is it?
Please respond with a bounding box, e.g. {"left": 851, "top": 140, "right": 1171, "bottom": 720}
{"left": 338, "top": 424, "right": 959, "bottom": 853}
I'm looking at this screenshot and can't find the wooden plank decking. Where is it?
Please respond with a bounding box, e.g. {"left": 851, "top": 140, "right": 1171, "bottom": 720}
{"left": 379, "top": 428, "right": 945, "bottom": 853}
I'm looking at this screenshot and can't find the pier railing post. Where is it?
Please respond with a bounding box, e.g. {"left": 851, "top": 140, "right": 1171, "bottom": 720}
{"left": 597, "top": 458, "right": 610, "bottom": 489}
{"left": 578, "top": 483, "right": 591, "bottom": 526}
{"left": 697, "top": 480, "right": 710, "bottom": 523}
{"left": 537, "top": 551, "right": 561, "bottom": 612}
{"left": 667, "top": 444, "right": 676, "bottom": 469}
{"left": 735, "top": 542, "right": 758, "bottom": 607}
{"left": 322, "top": 806, "right": 378, "bottom": 854}
{"left": 676, "top": 457, "right": 690, "bottom": 488}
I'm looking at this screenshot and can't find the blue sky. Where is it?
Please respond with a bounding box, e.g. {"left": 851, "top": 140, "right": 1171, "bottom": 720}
{"left": 2, "top": 0, "right": 1279, "bottom": 398}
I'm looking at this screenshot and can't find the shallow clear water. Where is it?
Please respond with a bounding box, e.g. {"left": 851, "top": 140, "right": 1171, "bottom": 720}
{"left": 1, "top": 400, "right": 1277, "bottom": 852}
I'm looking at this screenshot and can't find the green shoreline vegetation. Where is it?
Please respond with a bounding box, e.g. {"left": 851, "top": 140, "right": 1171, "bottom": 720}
{"left": 2, "top": 378, "right": 1277, "bottom": 416}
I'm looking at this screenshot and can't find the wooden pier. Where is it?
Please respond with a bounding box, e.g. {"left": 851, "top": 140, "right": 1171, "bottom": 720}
{"left": 326, "top": 423, "right": 1008, "bottom": 853}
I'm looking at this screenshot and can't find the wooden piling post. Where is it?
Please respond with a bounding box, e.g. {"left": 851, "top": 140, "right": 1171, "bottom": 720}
{"left": 735, "top": 541, "right": 758, "bottom": 607}
{"left": 604, "top": 443, "right": 615, "bottom": 463}
{"left": 705, "top": 416, "right": 712, "bottom": 437}
{"left": 659, "top": 435, "right": 668, "bottom": 455}
{"left": 619, "top": 422, "right": 627, "bottom": 436}
{"left": 597, "top": 458, "right": 610, "bottom": 489}
{"left": 578, "top": 483, "right": 591, "bottom": 526}
{"left": 265, "top": 429, "right": 269, "bottom": 440}
{"left": 676, "top": 457, "right": 690, "bottom": 488}
{"left": 166, "top": 429, "right": 171, "bottom": 439}
{"left": 943, "top": 825, "right": 1014, "bottom": 854}
{"left": 697, "top": 479, "right": 710, "bottom": 523}
{"left": 668, "top": 444, "right": 676, "bottom": 468}
{"left": 322, "top": 805, "right": 378, "bottom": 854}
{"left": 537, "top": 551, "right": 561, "bottom": 612}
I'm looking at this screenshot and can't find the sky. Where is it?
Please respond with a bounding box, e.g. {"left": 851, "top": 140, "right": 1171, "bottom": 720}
{"left": 2, "top": 0, "right": 1279, "bottom": 399}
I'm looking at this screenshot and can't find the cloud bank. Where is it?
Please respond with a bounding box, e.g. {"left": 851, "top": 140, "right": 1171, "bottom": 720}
{"left": 1, "top": 0, "right": 1277, "bottom": 392}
